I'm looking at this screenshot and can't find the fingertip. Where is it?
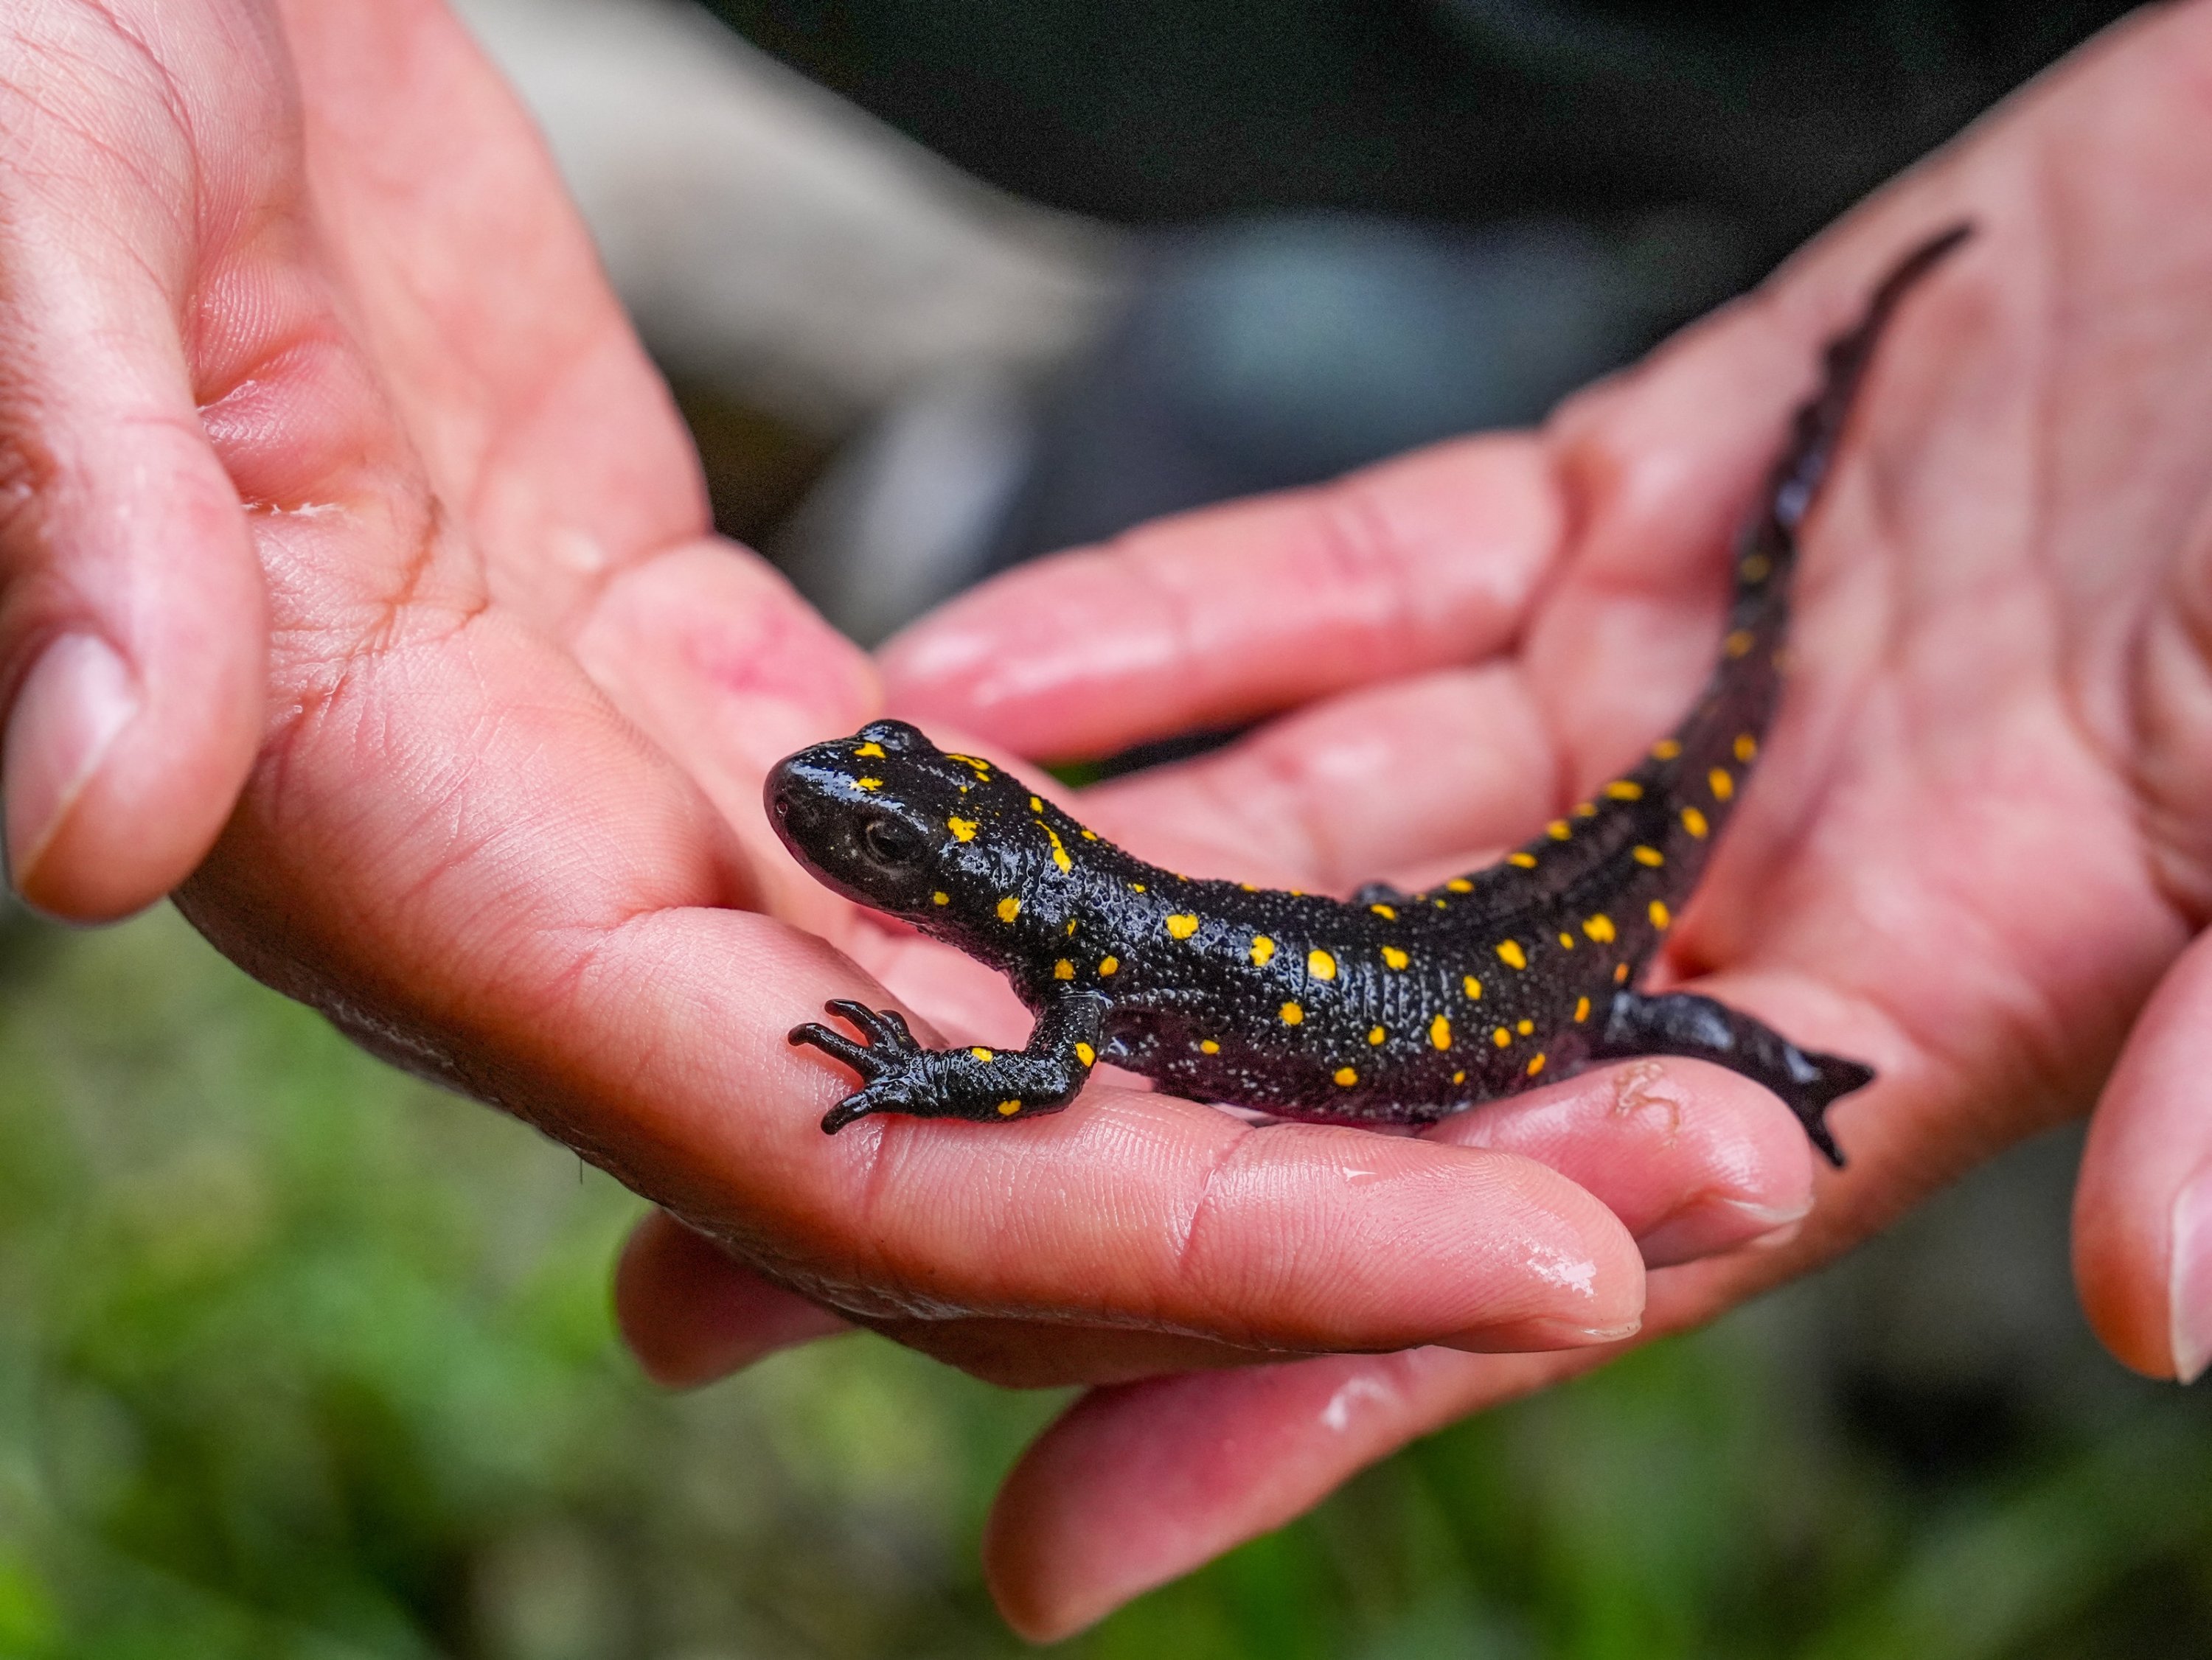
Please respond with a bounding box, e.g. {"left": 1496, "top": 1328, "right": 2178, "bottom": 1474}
{"left": 6, "top": 589, "right": 264, "bottom": 922}
{"left": 613, "top": 1208, "right": 850, "bottom": 1389}
{"left": 2073, "top": 931, "right": 2212, "bottom": 1382}
{"left": 1, "top": 365, "right": 270, "bottom": 921}
{"left": 1436, "top": 1056, "right": 1818, "bottom": 1269}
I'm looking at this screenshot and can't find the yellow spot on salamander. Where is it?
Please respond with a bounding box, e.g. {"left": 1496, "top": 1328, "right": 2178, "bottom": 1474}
{"left": 1371, "top": 902, "right": 1398, "bottom": 920}
{"left": 970, "top": 1047, "right": 994, "bottom": 1062}
{"left": 1649, "top": 900, "right": 1672, "bottom": 930}
{"left": 932, "top": 890, "right": 949, "bottom": 906}
{"left": 1029, "top": 795, "right": 1043, "bottom": 812}
{"left": 1633, "top": 845, "right": 1665, "bottom": 867}
{"left": 1575, "top": 801, "right": 1598, "bottom": 818}
{"left": 1509, "top": 853, "right": 1538, "bottom": 868}
{"left": 1605, "top": 780, "right": 1644, "bottom": 801}
{"left": 1724, "top": 629, "right": 1755, "bottom": 658}
{"left": 1335, "top": 1066, "right": 1358, "bottom": 1087}
{"left": 1065, "top": 919, "right": 1078, "bottom": 935}
{"left": 1453, "top": 1070, "right": 1467, "bottom": 1084}
{"left": 1614, "top": 962, "right": 1631, "bottom": 984}
{"left": 1166, "top": 913, "right": 1200, "bottom": 940}
{"left": 1382, "top": 946, "right": 1411, "bottom": 970}
{"left": 1281, "top": 1001, "right": 1304, "bottom": 1025}
{"left": 1527, "top": 1053, "right": 1546, "bottom": 1076}
{"left": 1447, "top": 877, "right": 1475, "bottom": 892}
{"left": 1430, "top": 1015, "right": 1452, "bottom": 1051}
{"left": 1709, "top": 768, "right": 1735, "bottom": 801}
{"left": 855, "top": 742, "right": 886, "bottom": 758}
{"left": 1462, "top": 975, "right": 1483, "bottom": 1000}
{"left": 1496, "top": 940, "right": 1528, "bottom": 970}
{"left": 948, "top": 817, "right": 977, "bottom": 842}
{"left": 1682, "top": 806, "right": 1710, "bottom": 838}
{"left": 1081, "top": 829, "right": 1099, "bottom": 841}
{"left": 1652, "top": 738, "right": 1683, "bottom": 761}
{"left": 1574, "top": 995, "right": 1590, "bottom": 1023}
{"left": 1734, "top": 733, "right": 1759, "bottom": 763}
{"left": 1075, "top": 1042, "right": 1096, "bottom": 1067}
{"left": 1517, "top": 1019, "right": 1534, "bottom": 1036}
{"left": 997, "top": 896, "right": 1021, "bottom": 922}
{"left": 1492, "top": 1027, "right": 1512, "bottom": 1048}
{"left": 1200, "top": 1039, "right": 1221, "bottom": 1054}
{"left": 1131, "top": 882, "right": 1147, "bottom": 893}
{"left": 1739, "top": 552, "right": 1773, "bottom": 582}
{"left": 1307, "top": 949, "right": 1337, "bottom": 980}
{"left": 1584, "top": 914, "right": 1616, "bottom": 944}
{"left": 997, "top": 1100, "right": 1021, "bottom": 1116}
{"left": 1099, "top": 955, "right": 1119, "bottom": 975}
{"left": 1251, "top": 935, "right": 1277, "bottom": 966}
{"left": 1558, "top": 933, "right": 1575, "bottom": 950}
{"left": 855, "top": 777, "right": 883, "bottom": 791}
{"left": 1548, "top": 820, "right": 1572, "bottom": 840}
{"left": 1054, "top": 959, "right": 1075, "bottom": 980}
{"left": 1368, "top": 1026, "right": 1386, "bottom": 1046}
{"left": 1046, "top": 829, "right": 1072, "bottom": 873}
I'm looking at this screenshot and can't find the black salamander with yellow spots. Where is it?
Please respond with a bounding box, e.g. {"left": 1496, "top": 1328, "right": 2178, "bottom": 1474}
{"left": 770, "top": 226, "right": 1970, "bottom": 1163}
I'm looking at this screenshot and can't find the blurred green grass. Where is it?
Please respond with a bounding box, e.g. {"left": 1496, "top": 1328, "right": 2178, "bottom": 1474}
{"left": 0, "top": 905, "right": 2207, "bottom": 1659}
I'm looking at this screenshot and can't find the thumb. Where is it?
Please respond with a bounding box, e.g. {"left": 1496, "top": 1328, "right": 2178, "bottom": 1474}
{"left": 0, "top": 61, "right": 267, "bottom": 920}
{"left": 2075, "top": 927, "right": 2212, "bottom": 1381}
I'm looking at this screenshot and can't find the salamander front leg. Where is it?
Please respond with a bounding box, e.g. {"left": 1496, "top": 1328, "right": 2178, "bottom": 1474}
{"left": 790, "top": 994, "right": 1108, "bottom": 1134}
{"left": 1590, "top": 991, "right": 1871, "bottom": 1168}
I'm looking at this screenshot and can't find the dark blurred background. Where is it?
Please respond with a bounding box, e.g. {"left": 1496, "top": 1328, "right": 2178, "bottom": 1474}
{"left": 10, "top": 1, "right": 2210, "bottom": 1655}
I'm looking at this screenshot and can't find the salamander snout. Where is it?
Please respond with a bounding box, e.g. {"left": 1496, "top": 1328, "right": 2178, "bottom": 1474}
{"left": 764, "top": 726, "right": 975, "bottom": 916}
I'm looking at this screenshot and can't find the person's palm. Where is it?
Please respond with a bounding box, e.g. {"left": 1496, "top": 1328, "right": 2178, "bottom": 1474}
{"left": 768, "top": 7, "right": 2212, "bottom": 1633}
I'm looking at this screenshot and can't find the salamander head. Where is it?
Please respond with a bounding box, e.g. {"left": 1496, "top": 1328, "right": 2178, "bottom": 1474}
{"left": 767, "top": 720, "right": 1062, "bottom": 938}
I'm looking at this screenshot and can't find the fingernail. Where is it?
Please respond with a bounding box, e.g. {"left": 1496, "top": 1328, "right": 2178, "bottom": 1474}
{"left": 3, "top": 633, "right": 137, "bottom": 893}
{"left": 2168, "top": 1163, "right": 2212, "bottom": 1383}
{"left": 1635, "top": 1196, "right": 1809, "bottom": 1269}
{"left": 1445, "top": 1316, "right": 1642, "bottom": 1354}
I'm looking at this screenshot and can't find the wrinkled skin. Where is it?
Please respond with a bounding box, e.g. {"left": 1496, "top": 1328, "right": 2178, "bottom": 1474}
{"left": 10, "top": 0, "right": 2212, "bottom": 1643}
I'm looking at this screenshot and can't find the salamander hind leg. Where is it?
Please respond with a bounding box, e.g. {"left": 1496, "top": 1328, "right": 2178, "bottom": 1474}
{"left": 790, "top": 995, "right": 1105, "bottom": 1134}
{"left": 1590, "top": 990, "right": 1871, "bottom": 1168}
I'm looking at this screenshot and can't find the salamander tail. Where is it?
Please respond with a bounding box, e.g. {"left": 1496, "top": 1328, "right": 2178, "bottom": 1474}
{"left": 1752, "top": 221, "right": 1973, "bottom": 565}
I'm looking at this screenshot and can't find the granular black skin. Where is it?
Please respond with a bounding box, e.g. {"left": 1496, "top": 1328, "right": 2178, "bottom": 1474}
{"left": 769, "top": 226, "right": 1970, "bottom": 1162}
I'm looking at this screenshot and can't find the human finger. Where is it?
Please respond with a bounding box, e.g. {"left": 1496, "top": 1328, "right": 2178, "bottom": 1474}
{"left": 615, "top": 1208, "right": 853, "bottom": 1387}
{"left": 2074, "top": 930, "right": 2212, "bottom": 1381}
{"left": 1074, "top": 662, "right": 1557, "bottom": 892}
{"left": 0, "top": 15, "right": 272, "bottom": 918}
{"left": 1436, "top": 1056, "right": 1815, "bottom": 1266}
{"left": 877, "top": 435, "right": 1562, "bottom": 758}
{"left": 985, "top": 1347, "right": 1586, "bottom": 1641}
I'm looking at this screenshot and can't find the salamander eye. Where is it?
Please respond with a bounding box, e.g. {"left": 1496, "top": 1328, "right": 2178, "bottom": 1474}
{"left": 862, "top": 815, "right": 926, "bottom": 865}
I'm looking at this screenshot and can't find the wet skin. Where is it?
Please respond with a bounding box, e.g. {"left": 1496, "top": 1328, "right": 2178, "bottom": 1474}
{"left": 768, "top": 229, "right": 1969, "bottom": 1159}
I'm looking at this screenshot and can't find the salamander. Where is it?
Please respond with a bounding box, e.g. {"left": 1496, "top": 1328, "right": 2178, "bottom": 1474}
{"left": 768, "top": 225, "right": 1971, "bottom": 1163}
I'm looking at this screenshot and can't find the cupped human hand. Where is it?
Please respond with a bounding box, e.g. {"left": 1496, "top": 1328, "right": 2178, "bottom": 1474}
{"left": 0, "top": 0, "right": 1826, "bottom": 1408}
{"left": 695, "top": 5, "right": 2212, "bottom": 1635}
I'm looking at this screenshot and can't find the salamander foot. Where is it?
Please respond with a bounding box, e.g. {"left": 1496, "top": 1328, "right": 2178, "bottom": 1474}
{"left": 790, "top": 999, "right": 936, "bottom": 1133}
